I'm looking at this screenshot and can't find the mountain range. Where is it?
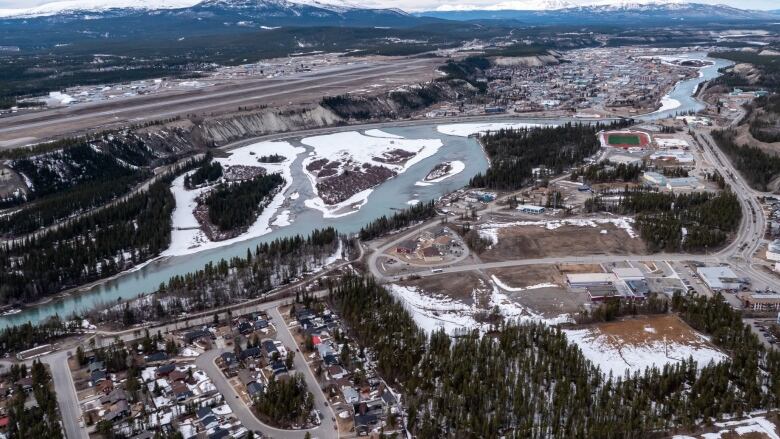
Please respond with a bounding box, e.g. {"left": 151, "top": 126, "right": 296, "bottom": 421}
{"left": 1, "top": 0, "right": 778, "bottom": 22}
{"left": 420, "top": 1, "right": 780, "bottom": 23}
{"left": 0, "top": 0, "right": 778, "bottom": 51}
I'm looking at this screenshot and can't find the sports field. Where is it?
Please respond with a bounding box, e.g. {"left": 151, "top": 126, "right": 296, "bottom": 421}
{"left": 607, "top": 134, "right": 641, "bottom": 145}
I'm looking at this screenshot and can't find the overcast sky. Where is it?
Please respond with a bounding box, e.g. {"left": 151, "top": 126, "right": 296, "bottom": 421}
{"left": 0, "top": 0, "right": 777, "bottom": 11}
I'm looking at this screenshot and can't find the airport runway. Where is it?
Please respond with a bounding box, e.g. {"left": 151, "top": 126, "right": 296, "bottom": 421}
{"left": 0, "top": 58, "right": 437, "bottom": 147}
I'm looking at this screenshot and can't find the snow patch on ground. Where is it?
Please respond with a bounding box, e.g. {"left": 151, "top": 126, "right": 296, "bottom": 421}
{"left": 673, "top": 416, "right": 780, "bottom": 439}
{"left": 437, "top": 122, "right": 556, "bottom": 137}
{"left": 388, "top": 283, "right": 570, "bottom": 336}
{"left": 301, "top": 131, "right": 441, "bottom": 218}
{"left": 364, "top": 129, "right": 404, "bottom": 139}
{"left": 564, "top": 327, "right": 727, "bottom": 377}
{"left": 271, "top": 210, "right": 292, "bottom": 227}
{"left": 479, "top": 217, "right": 637, "bottom": 245}
{"left": 163, "top": 141, "right": 303, "bottom": 257}
{"left": 490, "top": 275, "right": 558, "bottom": 292}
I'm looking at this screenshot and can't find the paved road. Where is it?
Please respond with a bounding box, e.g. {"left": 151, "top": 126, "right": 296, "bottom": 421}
{"left": 193, "top": 297, "right": 337, "bottom": 438}
{"left": 43, "top": 351, "right": 89, "bottom": 439}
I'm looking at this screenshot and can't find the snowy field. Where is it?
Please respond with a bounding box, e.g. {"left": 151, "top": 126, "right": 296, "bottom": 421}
{"left": 387, "top": 281, "right": 571, "bottom": 336}
{"left": 163, "top": 141, "right": 304, "bottom": 257}
{"left": 490, "top": 275, "right": 558, "bottom": 292}
{"left": 478, "top": 217, "right": 637, "bottom": 246}
{"left": 301, "top": 130, "right": 442, "bottom": 218}
{"left": 564, "top": 316, "right": 727, "bottom": 377}
{"left": 673, "top": 416, "right": 780, "bottom": 439}
{"left": 437, "top": 122, "right": 555, "bottom": 137}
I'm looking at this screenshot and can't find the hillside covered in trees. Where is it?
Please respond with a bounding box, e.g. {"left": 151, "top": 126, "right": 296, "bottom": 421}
{"left": 330, "top": 275, "right": 780, "bottom": 438}
{"left": 0, "top": 176, "right": 178, "bottom": 306}
{"left": 470, "top": 121, "right": 631, "bottom": 190}
{"left": 712, "top": 129, "right": 780, "bottom": 192}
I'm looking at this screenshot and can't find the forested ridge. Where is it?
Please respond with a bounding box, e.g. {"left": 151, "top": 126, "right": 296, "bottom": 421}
{"left": 330, "top": 276, "right": 780, "bottom": 438}
{"left": 585, "top": 188, "right": 741, "bottom": 252}
{"left": 0, "top": 171, "right": 184, "bottom": 305}
{"left": 0, "top": 131, "right": 199, "bottom": 235}
{"left": 712, "top": 129, "right": 780, "bottom": 191}
{"left": 470, "top": 121, "right": 631, "bottom": 190}
{"left": 205, "top": 173, "right": 285, "bottom": 232}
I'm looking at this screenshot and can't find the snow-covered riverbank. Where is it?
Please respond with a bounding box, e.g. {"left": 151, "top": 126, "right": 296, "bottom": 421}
{"left": 163, "top": 141, "right": 304, "bottom": 257}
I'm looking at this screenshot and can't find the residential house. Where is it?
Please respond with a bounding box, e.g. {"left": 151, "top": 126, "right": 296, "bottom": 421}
{"left": 144, "top": 352, "right": 168, "bottom": 363}
{"left": 155, "top": 364, "right": 176, "bottom": 378}
{"left": 239, "top": 347, "right": 262, "bottom": 362}
{"left": 247, "top": 382, "right": 265, "bottom": 398}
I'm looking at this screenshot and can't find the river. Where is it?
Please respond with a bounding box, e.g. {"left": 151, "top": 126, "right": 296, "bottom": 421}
{"left": 0, "top": 53, "right": 731, "bottom": 328}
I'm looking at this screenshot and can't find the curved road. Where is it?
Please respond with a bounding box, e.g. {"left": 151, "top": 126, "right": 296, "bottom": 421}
{"left": 194, "top": 304, "right": 338, "bottom": 439}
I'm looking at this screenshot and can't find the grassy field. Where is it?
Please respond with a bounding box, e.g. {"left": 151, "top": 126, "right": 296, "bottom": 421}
{"left": 607, "top": 134, "right": 641, "bottom": 145}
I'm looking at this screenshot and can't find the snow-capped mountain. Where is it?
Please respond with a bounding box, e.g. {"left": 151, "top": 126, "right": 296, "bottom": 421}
{"left": 0, "top": 0, "right": 429, "bottom": 32}
{"left": 419, "top": 1, "right": 779, "bottom": 22}
{"left": 435, "top": 0, "right": 576, "bottom": 12}
{"left": 0, "top": 0, "right": 387, "bottom": 18}
{"left": 0, "top": 0, "right": 199, "bottom": 18}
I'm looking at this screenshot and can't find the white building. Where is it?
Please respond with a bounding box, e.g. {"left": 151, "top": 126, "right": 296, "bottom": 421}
{"left": 517, "top": 204, "right": 545, "bottom": 214}
{"left": 697, "top": 266, "right": 743, "bottom": 291}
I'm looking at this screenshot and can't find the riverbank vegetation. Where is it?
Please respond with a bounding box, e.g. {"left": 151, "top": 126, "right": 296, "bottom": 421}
{"left": 470, "top": 121, "right": 631, "bottom": 190}
{"left": 330, "top": 275, "right": 780, "bottom": 438}
{"left": 88, "top": 228, "right": 344, "bottom": 326}
{"left": 358, "top": 200, "right": 438, "bottom": 240}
